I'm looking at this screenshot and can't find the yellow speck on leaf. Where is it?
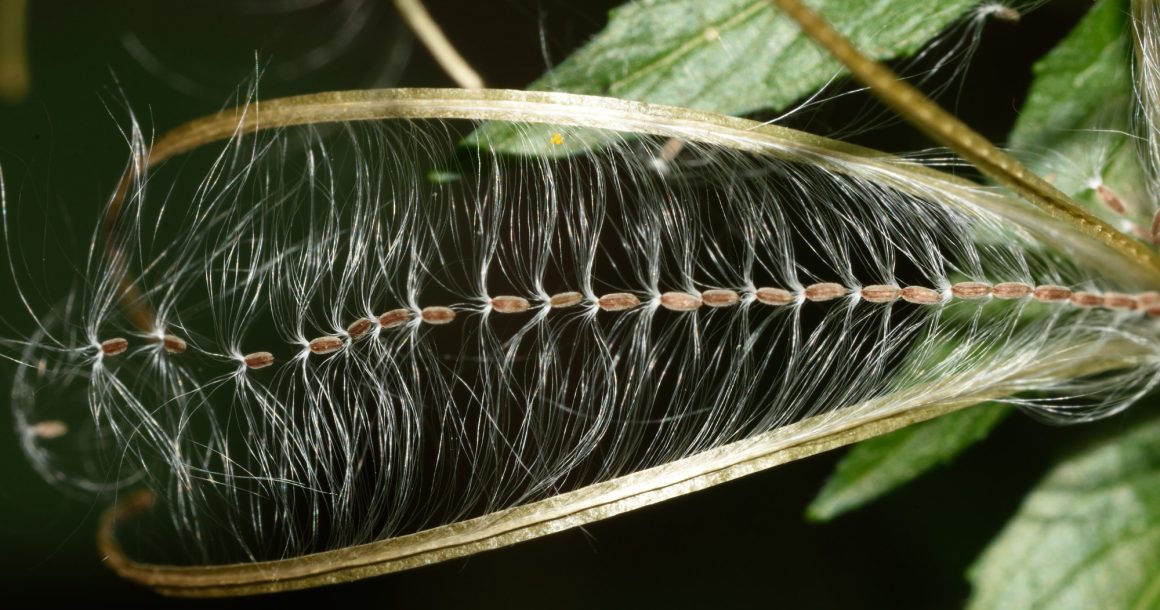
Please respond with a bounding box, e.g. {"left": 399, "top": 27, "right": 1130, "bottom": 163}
{"left": 550, "top": 132, "right": 564, "bottom": 146}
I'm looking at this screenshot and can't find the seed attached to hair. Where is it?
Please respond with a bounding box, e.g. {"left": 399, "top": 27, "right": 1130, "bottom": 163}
{"left": 1137, "top": 291, "right": 1160, "bottom": 308}
{"left": 951, "top": 282, "right": 991, "bottom": 300}
{"left": 100, "top": 337, "right": 129, "bottom": 357}
{"left": 598, "top": 293, "right": 640, "bottom": 311}
{"left": 990, "top": 6, "right": 1021, "bottom": 22}
{"left": 308, "top": 335, "right": 344, "bottom": 354}
{"left": 549, "top": 291, "right": 584, "bottom": 308}
{"left": 30, "top": 420, "right": 68, "bottom": 440}
{"left": 860, "top": 284, "right": 901, "bottom": 303}
{"left": 491, "top": 295, "right": 531, "bottom": 314}
{"left": 660, "top": 291, "right": 702, "bottom": 311}
{"left": 1147, "top": 305, "right": 1160, "bottom": 318}
{"left": 701, "top": 289, "right": 740, "bottom": 308}
{"left": 1095, "top": 184, "right": 1125, "bottom": 215}
{"left": 992, "top": 282, "right": 1033, "bottom": 299}
{"left": 1070, "top": 291, "right": 1104, "bottom": 308}
{"left": 804, "top": 282, "right": 847, "bottom": 302}
{"left": 1033, "top": 285, "right": 1072, "bottom": 302}
{"left": 754, "top": 287, "right": 794, "bottom": 306}
{"left": 162, "top": 334, "right": 187, "bottom": 354}
{"left": 901, "top": 286, "right": 941, "bottom": 305}
{"left": 378, "top": 308, "right": 411, "bottom": 329}
{"left": 244, "top": 351, "right": 275, "bottom": 369}
{"left": 346, "top": 318, "right": 376, "bottom": 340}
{"left": 1103, "top": 292, "right": 1138, "bottom": 310}
{"left": 421, "top": 306, "right": 457, "bottom": 325}
{"left": 1152, "top": 209, "right": 1160, "bottom": 245}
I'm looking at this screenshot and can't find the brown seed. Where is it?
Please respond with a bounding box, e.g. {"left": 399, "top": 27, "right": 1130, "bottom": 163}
{"left": 1095, "top": 184, "right": 1125, "bottom": 215}
{"left": 100, "top": 337, "right": 128, "bottom": 357}
{"left": 754, "top": 287, "right": 795, "bottom": 306}
{"left": 346, "top": 318, "right": 376, "bottom": 340}
{"left": 992, "top": 282, "right": 1033, "bottom": 299}
{"left": 901, "top": 286, "right": 942, "bottom": 305}
{"left": 1147, "top": 305, "right": 1160, "bottom": 318}
{"left": 860, "top": 284, "right": 901, "bottom": 303}
{"left": 244, "top": 351, "right": 275, "bottom": 369}
{"left": 951, "top": 282, "right": 991, "bottom": 300}
{"left": 549, "top": 291, "right": 584, "bottom": 308}
{"left": 378, "top": 308, "right": 411, "bottom": 329}
{"left": 421, "top": 306, "right": 457, "bottom": 325}
{"left": 659, "top": 137, "right": 685, "bottom": 162}
{"left": 598, "top": 293, "right": 640, "bottom": 311}
{"left": 701, "top": 289, "right": 740, "bottom": 308}
{"left": 990, "top": 6, "right": 1021, "bottom": 22}
{"left": 1070, "top": 291, "right": 1104, "bottom": 308}
{"left": 308, "top": 335, "right": 344, "bottom": 355}
{"left": 491, "top": 295, "right": 531, "bottom": 314}
{"left": 1033, "top": 285, "right": 1072, "bottom": 302}
{"left": 804, "top": 282, "right": 847, "bottom": 302}
{"left": 1153, "top": 209, "right": 1160, "bottom": 244}
{"left": 1138, "top": 291, "right": 1160, "bottom": 307}
{"left": 121, "top": 490, "right": 156, "bottom": 515}
{"left": 1103, "top": 292, "right": 1138, "bottom": 310}
{"left": 660, "top": 291, "right": 702, "bottom": 311}
{"left": 162, "top": 334, "right": 187, "bottom": 354}
{"left": 30, "top": 420, "right": 68, "bottom": 439}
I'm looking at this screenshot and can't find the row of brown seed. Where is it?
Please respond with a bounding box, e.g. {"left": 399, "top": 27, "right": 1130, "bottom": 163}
{"left": 96, "top": 282, "right": 1160, "bottom": 369}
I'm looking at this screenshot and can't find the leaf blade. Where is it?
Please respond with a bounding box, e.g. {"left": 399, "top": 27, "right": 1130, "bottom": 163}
{"left": 537, "top": 0, "right": 977, "bottom": 114}
{"left": 806, "top": 402, "right": 1008, "bottom": 521}
{"left": 473, "top": 0, "right": 979, "bottom": 154}
{"left": 967, "top": 417, "right": 1160, "bottom": 610}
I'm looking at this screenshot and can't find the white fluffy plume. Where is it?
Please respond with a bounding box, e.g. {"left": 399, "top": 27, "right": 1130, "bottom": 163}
{"left": 0, "top": 83, "right": 1154, "bottom": 595}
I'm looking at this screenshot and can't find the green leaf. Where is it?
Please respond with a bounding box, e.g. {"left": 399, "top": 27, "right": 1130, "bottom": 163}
{"left": 1008, "top": 0, "right": 1149, "bottom": 231}
{"left": 967, "top": 417, "right": 1160, "bottom": 610}
{"left": 806, "top": 402, "right": 1008, "bottom": 522}
{"left": 471, "top": 0, "right": 978, "bottom": 154}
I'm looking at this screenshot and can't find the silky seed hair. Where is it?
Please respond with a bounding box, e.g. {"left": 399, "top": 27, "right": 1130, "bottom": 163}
{"left": 7, "top": 92, "right": 1160, "bottom": 565}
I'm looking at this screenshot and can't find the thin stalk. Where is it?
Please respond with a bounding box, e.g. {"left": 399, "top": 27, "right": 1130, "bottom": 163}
{"left": 394, "top": 0, "right": 483, "bottom": 89}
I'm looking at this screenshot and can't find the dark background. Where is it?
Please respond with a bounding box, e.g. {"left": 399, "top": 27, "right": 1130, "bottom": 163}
{"left": 0, "top": 1, "right": 1150, "bottom": 607}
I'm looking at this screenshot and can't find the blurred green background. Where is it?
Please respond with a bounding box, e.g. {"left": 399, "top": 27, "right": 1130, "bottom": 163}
{"left": 0, "top": 0, "right": 1150, "bottom": 607}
